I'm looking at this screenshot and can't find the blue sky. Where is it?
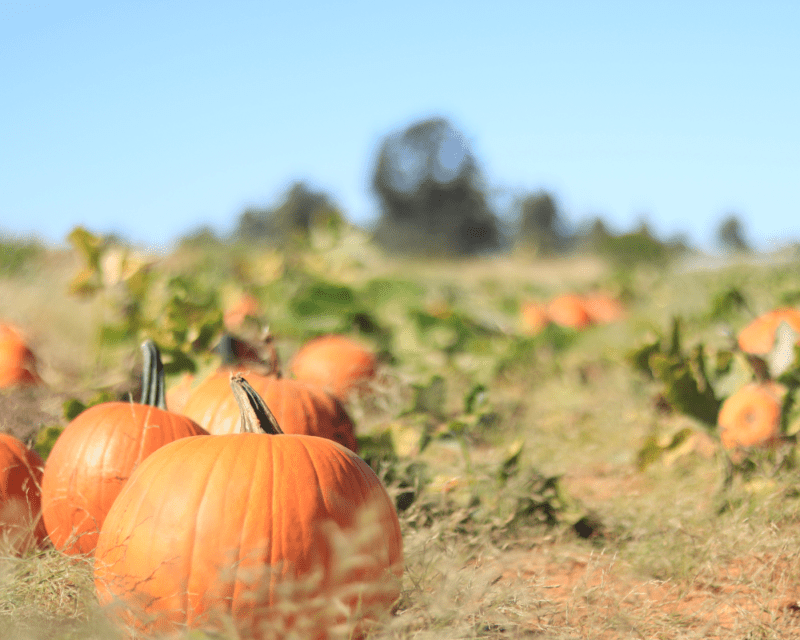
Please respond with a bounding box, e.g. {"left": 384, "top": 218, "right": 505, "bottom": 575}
{"left": 2, "top": 1, "right": 798, "bottom": 251}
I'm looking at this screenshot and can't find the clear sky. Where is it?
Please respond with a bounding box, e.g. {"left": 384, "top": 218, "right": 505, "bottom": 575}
{"left": 2, "top": 1, "right": 798, "bottom": 252}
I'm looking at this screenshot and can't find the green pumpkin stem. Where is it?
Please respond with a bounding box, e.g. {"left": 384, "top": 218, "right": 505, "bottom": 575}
{"left": 140, "top": 340, "right": 167, "bottom": 410}
{"left": 230, "top": 373, "right": 284, "bottom": 435}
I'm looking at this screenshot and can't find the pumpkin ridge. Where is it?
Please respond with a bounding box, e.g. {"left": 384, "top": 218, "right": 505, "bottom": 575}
{"left": 228, "top": 435, "right": 261, "bottom": 614}
{"left": 184, "top": 439, "right": 228, "bottom": 624}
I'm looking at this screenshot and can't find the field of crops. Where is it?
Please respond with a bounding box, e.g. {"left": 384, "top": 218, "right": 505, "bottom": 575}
{"left": 2, "top": 227, "right": 800, "bottom": 639}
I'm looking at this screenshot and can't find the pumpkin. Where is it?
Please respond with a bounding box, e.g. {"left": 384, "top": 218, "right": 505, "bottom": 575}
{"left": 581, "top": 293, "right": 625, "bottom": 324}
{"left": 182, "top": 367, "right": 359, "bottom": 453}
{"left": 0, "top": 324, "right": 42, "bottom": 387}
{"left": 737, "top": 308, "right": 800, "bottom": 356}
{"left": 182, "top": 334, "right": 359, "bottom": 453}
{"left": 41, "top": 340, "right": 208, "bottom": 555}
{"left": 717, "top": 381, "right": 784, "bottom": 449}
{"left": 94, "top": 374, "right": 403, "bottom": 639}
{"left": 223, "top": 292, "right": 261, "bottom": 331}
{"left": 520, "top": 301, "right": 551, "bottom": 335}
{"left": 0, "top": 433, "right": 47, "bottom": 554}
{"left": 289, "top": 334, "right": 377, "bottom": 400}
{"left": 546, "top": 294, "right": 592, "bottom": 330}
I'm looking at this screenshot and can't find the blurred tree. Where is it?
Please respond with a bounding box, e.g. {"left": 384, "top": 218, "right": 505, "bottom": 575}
{"left": 371, "top": 117, "right": 500, "bottom": 255}
{"left": 178, "top": 225, "right": 222, "bottom": 249}
{"left": 232, "top": 182, "right": 345, "bottom": 246}
{"left": 717, "top": 214, "right": 750, "bottom": 252}
{"left": 517, "top": 191, "right": 571, "bottom": 255}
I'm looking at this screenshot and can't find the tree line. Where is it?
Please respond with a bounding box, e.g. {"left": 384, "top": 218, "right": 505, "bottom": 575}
{"left": 181, "top": 116, "right": 753, "bottom": 261}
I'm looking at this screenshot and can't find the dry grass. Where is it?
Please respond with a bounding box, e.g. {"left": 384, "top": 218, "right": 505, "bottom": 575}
{"left": 3, "top": 243, "right": 800, "bottom": 638}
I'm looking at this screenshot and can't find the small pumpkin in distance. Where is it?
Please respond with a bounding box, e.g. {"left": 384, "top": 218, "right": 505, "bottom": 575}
{"left": 520, "top": 301, "right": 550, "bottom": 336}
{"left": 546, "top": 294, "right": 592, "bottom": 330}
{"left": 95, "top": 374, "right": 403, "bottom": 639}
{"left": 41, "top": 340, "right": 207, "bottom": 555}
{"left": 717, "top": 381, "right": 784, "bottom": 450}
{"left": 581, "top": 292, "right": 626, "bottom": 324}
{"left": 737, "top": 308, "right": 800, "bottom": 356}
{"left": 289, "top": 334, "right": 377, "bottom": 400}
{"left": 0, "top": 433, "right": 47, "bottom": 554}
{"left": 0, "top": 324, "right": 42, "bottom": 387}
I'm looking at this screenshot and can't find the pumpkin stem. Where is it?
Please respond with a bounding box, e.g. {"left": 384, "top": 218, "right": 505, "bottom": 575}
{"left": 140, "top": 340, "right": 167, "bottom": 410}
{"left": 229, "top": 374, "right": 284, "bottom": 435}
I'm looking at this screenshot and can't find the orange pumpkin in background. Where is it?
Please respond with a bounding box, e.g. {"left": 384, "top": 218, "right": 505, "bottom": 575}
{"left": 717, "top": 381, "right": 784, "bottom": 450}
{"left": 41, "top": 341, "right": 207, "bottom": 555}
{"left": 0, "top": 433, "right": 47, "bottom": 554}
{"left": 289, "top": 334, "right": 377, "bottom": 401}
{"left": 546, "top": 294, "right": 593, "bottom": 330}
{"left": 0, "top": 324, "right": 42, "bottom": 387}
{"left": 737, "top": 308, "right": 800, "bottom": 356}
{"left": 520, "top": 301, "right": 551, "bottom": 335}
{"left": 223, "top": 292, "right": 261, "bottom": 332}
{"left": 581, "top": 292, "right": 626, "bottom": 324}
{"left": 181, "top": 334, "right": 359, "bottom": 452}
{"left": 95, "top": 375, "right": 402, "bottom": 639}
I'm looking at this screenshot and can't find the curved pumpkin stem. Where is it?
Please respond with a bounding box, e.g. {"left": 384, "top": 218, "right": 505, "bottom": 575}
{"left": 229, "top": 374, "right": 284, "bottom": 435}
{"left": 140, "top": 340, "right": 167, "bottom": 410}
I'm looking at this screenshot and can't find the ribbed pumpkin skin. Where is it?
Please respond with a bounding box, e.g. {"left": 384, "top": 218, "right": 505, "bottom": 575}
{"left": 0, "top": 325, "right": 41, "bottom": 387}
{"left": 181, "top": 369, "right": 359, "bottom": 453}
{"left": 94, "top": 433, "right": 403, "bottom": 638}
{"left": 41, "top": 402, "right": 207, "bottom": 555}
{"left": 0, "top": 434, "right": 46, "bottom": 553}
{"left": 290, "top": 335, "right": 377, "bottom": 400}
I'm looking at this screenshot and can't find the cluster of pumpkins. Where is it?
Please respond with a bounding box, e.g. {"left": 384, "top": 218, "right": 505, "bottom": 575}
{"left": 520, "top": 291, "right": 626, "bottom": 334}
{"left": 0, "top": 321, "right": 402, "bottom": 639}
{"left": 717, "top": 308, "right": 800, "bottom": 451}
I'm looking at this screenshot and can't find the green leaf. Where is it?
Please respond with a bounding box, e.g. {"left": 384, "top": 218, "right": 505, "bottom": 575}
{"left": 650, "top": 350, "right": 720, "bottom": 427}
{"left": 410, "top": 375, "right": 446, "bottom": 418}
{"left": 497, "top": 439, "right": 524, "bottom": 485}
{"left": 63, "top": 399, "right": 87, "bottom": 422}
{"left": 32, "top": 426, "right": 65, "bottom": 460}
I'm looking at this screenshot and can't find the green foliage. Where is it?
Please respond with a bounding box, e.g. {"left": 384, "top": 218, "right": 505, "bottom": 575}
{"left": 232, "top": 182, "right": 346, "bottom": 246}
{"left": 629, "top": 317, "right": 721, "bottom": 427}
{"left": 0, "top": 236, "right": 42, "bottom": 276}
{"left": 32, "top": 426, "right": 64, "bottom": 460}
{"left": 706, "top": 286, "right": 750, "bottom": 321}
{"left": 585, "top": 221, "right": 689, "bottom": 270}
{"left": 637, "top": 427, "right": 694, "bottom": 470}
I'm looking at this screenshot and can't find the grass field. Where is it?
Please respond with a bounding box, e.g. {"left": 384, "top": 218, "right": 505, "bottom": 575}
{"left": 2, "top": 231, "right": 800, "bottom": 639}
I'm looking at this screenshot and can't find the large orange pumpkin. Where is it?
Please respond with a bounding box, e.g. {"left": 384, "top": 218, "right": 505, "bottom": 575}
{"left": 0, "top": 433, "right": 47, "bottom": 554}
{"left": 737, "top": 308, "right": 800, "bottom": 356}
{"left": 289, "top": 334, "right": 377, "bottom": 401}
{"left": 0, "top": 324, "right": 42, "bottom": 387}
{"left": 95, "top": 374, "right": 403, "bottom": 639}
{"left": 41, "top": 341, "right": 207, "bottom": 555}
{"left": 717, "top": 381, "right": 784, "bottom": 450}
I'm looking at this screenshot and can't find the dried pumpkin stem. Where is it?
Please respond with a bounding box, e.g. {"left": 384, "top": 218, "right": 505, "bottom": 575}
{"left": 140, "top": 340, "right": 167, "bottom": 410}
{"left": 229, "top": 373, "right": 284, "bottom": 435}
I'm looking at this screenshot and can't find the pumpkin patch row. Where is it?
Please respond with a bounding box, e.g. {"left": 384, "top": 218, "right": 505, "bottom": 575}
{"left": 521, "top": 292, "right": 626, "bottom": 335}
{"left": 3, "top": 332, "right": 399, "bottom": 638}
